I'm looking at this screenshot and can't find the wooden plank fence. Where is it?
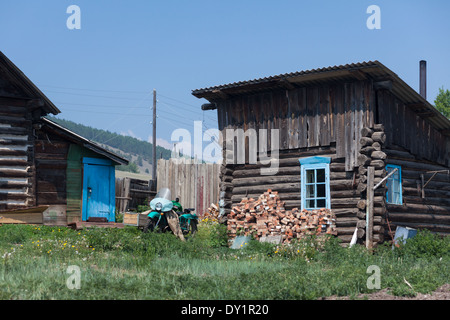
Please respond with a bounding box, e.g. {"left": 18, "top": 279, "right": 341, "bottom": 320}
{"left": 156, "top": 158, "right": 220, "bottom": 216}
{"left": 115, "top": 177, "right": 156, "bottom": 213}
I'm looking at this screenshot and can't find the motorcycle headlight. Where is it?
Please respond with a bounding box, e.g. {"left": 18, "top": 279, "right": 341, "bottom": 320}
{"left": 155, "top": 202, "right": 162, "bottom": 210}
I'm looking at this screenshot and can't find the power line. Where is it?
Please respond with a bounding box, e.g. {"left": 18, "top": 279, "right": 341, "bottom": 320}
{"left": 157, "top": 92, "right": 199, "bottom": 108}
{"left": 157, "top": 100, "right": 200, "bottom": 116}
{"left": 39, "top": 83, "right": 211, "bottom": 118}
{"left": 58, "top": 108, "right": 151, "bottom": 116}
{"left": 40, "top": 83, "right": 204, "bottom": 109}
{"left": 54, "top": 101, "right": 149, "bottom": 109}
{"left": 91, "top": 91, "right": 153, "bottom": 141}
{"left": 43, "top": 89, "right": 151, "bottom": 101}
{"left": 38, "top": 84, "right": 149, "bottom": 95}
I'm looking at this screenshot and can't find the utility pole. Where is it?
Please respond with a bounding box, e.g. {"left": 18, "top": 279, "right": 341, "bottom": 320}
{"left": 152, "top": 89, "right": 157, "bottom": 180}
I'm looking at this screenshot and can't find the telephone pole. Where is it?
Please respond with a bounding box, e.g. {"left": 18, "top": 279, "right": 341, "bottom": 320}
{"left": 152, "top": 89, "right": 157, "bottom": 180}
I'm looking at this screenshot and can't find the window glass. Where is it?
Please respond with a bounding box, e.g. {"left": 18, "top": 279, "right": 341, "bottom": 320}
{"left": 306, "top": 184, "right": 315, "bottom": 198}
{"left": 306, "top": 170, "right": 315, "bottom": 184}
{"left": 386, "top": 165, "right": 402, "bottom": 205}
{"left": 317, "top": 169, "right": 325, "bottom": 183}
{"left": 317, "top": 184, "right": 326, "bottom": 197}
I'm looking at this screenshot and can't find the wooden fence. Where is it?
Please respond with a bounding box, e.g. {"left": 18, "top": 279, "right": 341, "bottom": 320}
{"left": 156, "top": 158, "right": 220, "bottom": 216}
{"left": 115, "top": 177, "right": 156, "bottom": 213}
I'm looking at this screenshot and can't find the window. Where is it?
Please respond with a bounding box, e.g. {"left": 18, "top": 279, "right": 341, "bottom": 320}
{"left": 386, "top": 164, "right": 402, "bottom": 205}
{"left": 300, "top": 157, "right": 331, "bottom": 210}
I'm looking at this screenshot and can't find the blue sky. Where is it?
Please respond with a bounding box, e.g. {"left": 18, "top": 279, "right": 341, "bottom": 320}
{"left": 1, "top": 0, "right": 449, "bottom": 153}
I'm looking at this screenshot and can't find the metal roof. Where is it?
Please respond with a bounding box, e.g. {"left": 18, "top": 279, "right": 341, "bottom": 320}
{"left": 192, "top": 60, "right": 450, "bottom": 133}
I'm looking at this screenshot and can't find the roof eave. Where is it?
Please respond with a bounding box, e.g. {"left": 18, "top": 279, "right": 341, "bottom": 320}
{"left": 192, "top": 60, "right": 450, "bottom": 133}
{"left": 0, "top": 51, "right": 61, "bottom": 115}
{"left": 41, "top": 118, "right": 129, "bottom": 166}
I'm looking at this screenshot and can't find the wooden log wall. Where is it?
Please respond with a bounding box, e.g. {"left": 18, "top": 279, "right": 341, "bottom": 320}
{"left": 216, "top": 80, "right": 375, "bottom": 171}
{"left": 0, "top": 98, "right": 35, "bottom": 211}
{"left": 377, "top": 89, "right": 449, "bottom": 167}
{"left": 384, "top": 146, "right": 450, "bottom": 236}
{"left": 34, "top": 129, "right": 68, "bottom": 206}
{"left": 355, "top": 125, "right": 388, "bottom": 247}
{"left": 223, "top": 146, "right": 361, "bottom": 244}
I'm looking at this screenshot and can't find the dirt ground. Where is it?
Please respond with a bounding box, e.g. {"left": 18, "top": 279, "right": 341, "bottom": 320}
{"left": 320, "top": 283, "right": 450, "bottom": 300}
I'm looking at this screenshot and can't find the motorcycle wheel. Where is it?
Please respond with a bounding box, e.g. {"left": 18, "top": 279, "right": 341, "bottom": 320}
{"left": 143, "top": 218, "right": 158, "bottom": 233}
{"left": 188, "top": 220, "right": 198, "bottom": 237}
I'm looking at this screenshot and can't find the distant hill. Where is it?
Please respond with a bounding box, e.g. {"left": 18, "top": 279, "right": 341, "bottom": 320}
{"left": 46, "top": 116, "right": 173, "bottom": 176}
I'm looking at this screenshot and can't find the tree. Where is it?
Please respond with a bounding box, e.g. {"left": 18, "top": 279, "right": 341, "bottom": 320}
{"left": 137, "top": 155, "right": 143, "bottom": 166}
{"left": 116, "top": 162, "right": 140, "bottom": 174}
{"left": 434, "top": 87, "right": 450, "bottom": 119}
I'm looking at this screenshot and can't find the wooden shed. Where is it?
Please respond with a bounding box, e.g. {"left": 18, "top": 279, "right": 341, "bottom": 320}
{"left": 0, "top": 51, "right": 128, "bottom": 226}
{"left": 193, "top": 60, "right": 450, "bottom": 246}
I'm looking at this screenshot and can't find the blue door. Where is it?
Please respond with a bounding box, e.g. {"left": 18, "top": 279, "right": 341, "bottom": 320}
{"left": 82, "top": 157, "right": 115, "bottom": 222}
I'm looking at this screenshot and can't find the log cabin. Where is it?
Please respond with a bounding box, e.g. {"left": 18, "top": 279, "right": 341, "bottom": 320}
{"left": 0, "top": 51, "right": 128, "bottom": 226}
{"left": 193, "top": 60, "right": 450, "bottom": 246}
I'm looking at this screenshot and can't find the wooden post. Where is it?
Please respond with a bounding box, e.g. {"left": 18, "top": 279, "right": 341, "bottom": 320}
{"left": 152, "top": 89, "right": 157, "bottom": 180}
{"left": 366, "top": 166, "right": 374, "bottom": 249}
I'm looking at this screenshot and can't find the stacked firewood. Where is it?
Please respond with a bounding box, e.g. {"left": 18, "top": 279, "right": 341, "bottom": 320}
{"left": 356, "top": 124, "right": 387, "bottom": 244}
{"left": 227, "top": 189, "right": 337, "bottom": 243}
{"left": 203, "top": 203, "right": 220, "bottom": 220}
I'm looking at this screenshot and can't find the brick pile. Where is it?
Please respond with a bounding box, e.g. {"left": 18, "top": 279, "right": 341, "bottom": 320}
{"left": 227, "top": 189, "right": 337, "bottom": 243}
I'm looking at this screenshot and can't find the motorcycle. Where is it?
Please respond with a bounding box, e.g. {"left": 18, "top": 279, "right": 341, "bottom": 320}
{"left": 144, "top": 188, "right": 198, "bottom": 237}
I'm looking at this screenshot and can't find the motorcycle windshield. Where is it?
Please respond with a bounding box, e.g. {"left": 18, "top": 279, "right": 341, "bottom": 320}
{"left": 154, "top": 188, "right": 172, "bottom": 201}
{"left": 150, "top": 188, "right": 173, "bottom": 212}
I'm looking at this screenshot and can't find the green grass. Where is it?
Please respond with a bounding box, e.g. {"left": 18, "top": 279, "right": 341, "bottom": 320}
{"left": 0, "top": 224, "right": 448, "bottom": 300}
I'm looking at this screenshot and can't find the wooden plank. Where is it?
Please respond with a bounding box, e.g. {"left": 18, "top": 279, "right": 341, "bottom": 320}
{"left": 0, "top": 211, "right": 43, "bottom": 224}
{"left": 335, "top": 84, "right": 345, "bottom": 158}
{"left": 305, "top": 87, "right": 314, "bottom": 147}
{"left": 344, "top": 83, "right": 353, "bottom": 171}
{"left": 0, "top": 205, "right": 48, "bottom": 214}
{"left": 279, "top": 90, "right": 289, "bottom": 150}
{"left": 312, "top": 87, "right": 320, "bottom": 147}
{"left": 328, "top": 85, "right": 336, "bottom": 143}
{"left": 319, "top": 84, "right": 330, "bottom": 146}
{"left": 354, "top": 81, "right": 363, "bottom": 167}
{"left": 248, "top": 95, "right": 257, "bottom": 161}
{"left": 298, "top": 87, "right": 308, "bottom": 148}
{"left": 286, "top": 90, "right": 296, "bottom": 149}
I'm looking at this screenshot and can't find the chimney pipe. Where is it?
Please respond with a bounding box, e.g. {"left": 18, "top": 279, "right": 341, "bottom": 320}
{"left": 420, "top": 60, "right": 427, "bottom": 100}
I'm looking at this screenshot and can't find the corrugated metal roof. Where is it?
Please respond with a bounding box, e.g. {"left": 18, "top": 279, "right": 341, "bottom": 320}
{"left": 192, "top": 60, "right": 450, "bottom": 132}
{"left": 193, "top": 61, "right": 379, "bottom": 95}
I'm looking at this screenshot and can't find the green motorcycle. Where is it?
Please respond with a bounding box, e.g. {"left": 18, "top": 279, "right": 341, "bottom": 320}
{"left": 144, "top": 188, "right": 198, "bottom": 236}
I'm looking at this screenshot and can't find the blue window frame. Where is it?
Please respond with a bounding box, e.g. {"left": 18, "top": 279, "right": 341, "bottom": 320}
{"left": 386, "top": 164, "right": 402, "bottom": 205}
{"left": 299, "top": 157, "right": 331, "bottom": 210}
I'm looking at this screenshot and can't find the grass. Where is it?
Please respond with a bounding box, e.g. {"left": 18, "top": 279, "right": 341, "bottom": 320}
{"left": 0, "top": 223, "right": 448, "bottom": 300}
